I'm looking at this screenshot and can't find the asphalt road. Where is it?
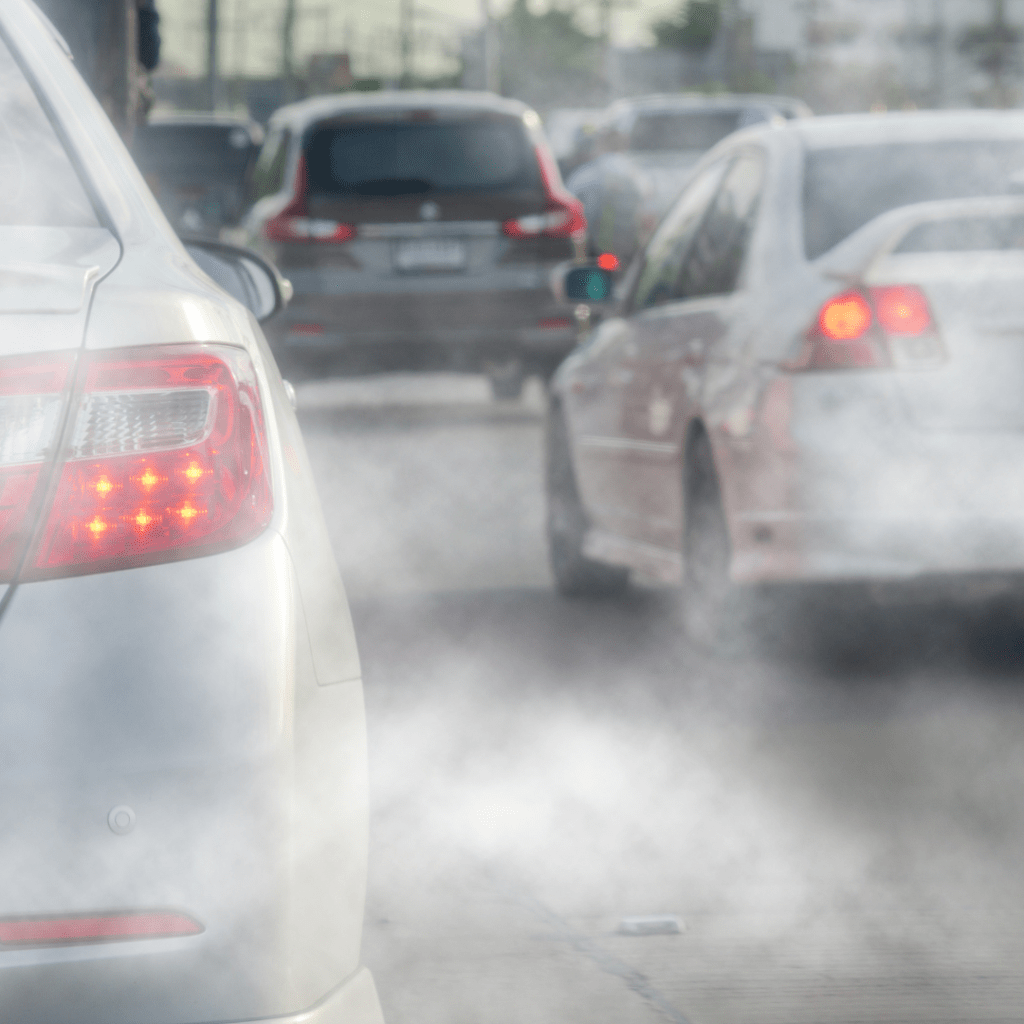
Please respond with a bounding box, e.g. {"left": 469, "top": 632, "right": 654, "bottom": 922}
{"left": 298, "top": 374, "right": 1024, "bottom": 1024}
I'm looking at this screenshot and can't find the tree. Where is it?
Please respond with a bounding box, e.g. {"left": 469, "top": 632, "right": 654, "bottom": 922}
{"left": 959, "top": 0, "right": 1020, "bottom": 107}
{"left": 498, "top": 0, "right": 603, "bottom": 108}
{"left": 652, "top": 0, "right": 721, "bottom": 52}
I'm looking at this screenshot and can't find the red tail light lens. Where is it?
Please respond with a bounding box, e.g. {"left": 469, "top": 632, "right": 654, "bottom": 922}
{"left": 0, "top": 352, "right": 74, "bottom": 580}
{"left": 265, "top": 216, "right": 355, "bottom": 243}
{"left": 0, "top": 911, "right": 203, "bottom": 946}
{"left": 263, "top": 154, "right": 354, "bottom": 244}
{"left": 870, "top": 284, "right": 932, "bottom": 335}
{"left": 502, "top": 145, "right": 586, "bottom": 241}
{"left": 25, "top": 345, "right": 271, "bottom": 581}
{"left": 793, "top": 285, "right": 941, "bottom": 371}
{"left": 818, "top": 291, "right": 872, "bottom": 341}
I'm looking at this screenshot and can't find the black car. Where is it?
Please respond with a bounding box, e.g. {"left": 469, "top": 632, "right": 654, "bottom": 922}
{"left": 242, "top": 91, "right": 585, "bottom": 397}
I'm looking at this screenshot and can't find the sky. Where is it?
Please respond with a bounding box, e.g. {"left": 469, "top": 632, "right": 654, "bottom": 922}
{"left": 158, "top": 0, "right": 682, "bottom": 79}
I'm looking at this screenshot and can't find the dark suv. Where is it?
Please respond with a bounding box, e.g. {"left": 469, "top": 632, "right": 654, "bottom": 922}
{"left": 242, "top": 91, "right": 585, "bottom": 396}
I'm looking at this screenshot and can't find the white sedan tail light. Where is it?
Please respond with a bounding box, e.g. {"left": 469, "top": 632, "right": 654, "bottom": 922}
{"left": 0, "top": 345, "right": 272, "bottom": 583}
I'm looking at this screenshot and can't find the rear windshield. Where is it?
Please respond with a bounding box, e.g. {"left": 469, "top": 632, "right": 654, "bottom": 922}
{"left": 0, "top": 33, "right": 97, "bottom": 227}
{"left": 628, "top": 111, "right": 740, "bottom": 152}
{"left": 304, "top": 117, "right": 541, "bottom": 198}
{"left": 133, "top": 124, "right": 257, "bottom": 182}
{"left": 803, "top": 140, "right": 1024, "bottom": 259}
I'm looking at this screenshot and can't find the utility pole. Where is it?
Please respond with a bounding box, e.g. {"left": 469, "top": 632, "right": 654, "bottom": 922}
{"left": 931, "top": 0, "right": 946, "bottom": 108}
{"left": 479, "top": 0, "right": 499, "bottom": 92}
{"left": 399, "top": 0, "right": 413, "bottom": 87}
{"left": 37, "top": 0, "right": 144, "bottom": 140}
{"left": 206, "top": 0, "right": 219, "bottom": 111}
{"left": 282, "top": 0, "right": 297, "bottom": 99}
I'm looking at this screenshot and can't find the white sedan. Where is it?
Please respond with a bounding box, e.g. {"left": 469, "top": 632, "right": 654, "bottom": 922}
{"left": 550, "top": 110, "right": 1024, "bottom": 642}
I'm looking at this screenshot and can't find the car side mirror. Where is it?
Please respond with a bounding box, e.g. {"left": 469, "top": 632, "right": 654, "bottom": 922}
{"left": 183, "top": 238, "right": 293, "bottom": 323}
{"left": 550, "top": 261, "right": 616, "bottom": 305}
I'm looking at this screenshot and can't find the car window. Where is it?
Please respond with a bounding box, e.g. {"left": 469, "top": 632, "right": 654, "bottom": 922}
{"left": 304, "top": 116, "right": 542, "bottom": 197}
{"left": 677, "top": 151, "right": 765, "bottom": 299}
{"left": 629, "top": 111, "right": 740, "bottom": 152}
{"left": 249, "top": 127, "right": 291, "bottom": 203}
{"left": 803, "top": 139, "right": 1024, "bottom": 259}
{"left": 0, "top": 32, "right": 98, "bottom": 227}
{"left": 630, "top": 160, "right": 728, "bottom": 311}
{"left": 133, "top": 123, "right": 257, "bottom": 183}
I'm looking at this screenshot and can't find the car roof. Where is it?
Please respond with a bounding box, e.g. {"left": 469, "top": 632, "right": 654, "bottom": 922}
{"left": 268, "top": 90, "right": 534, "bottom": 131}
{"left": 790, "top": 110, "right": 1024, "bottom": 148}
{"left": 607, "top": 93, "right": 811, "bottom": 118}
{"left": 145, "top": 110, "right": 261, "bottom": 130}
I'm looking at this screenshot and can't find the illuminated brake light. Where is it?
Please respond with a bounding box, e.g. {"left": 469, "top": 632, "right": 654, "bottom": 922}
{"left": 25, "top": 345, "right": 272, "bottom": 580}
{"left": 793, "top": 285, "right": 943, "bottom": 372}
{"left": 871, "top": 284, "right": 932, "bottom": 335}
{"left": 597, "top": 253, "right": 620, "bottom": 271}
{"left": 0, "top": 911, "right": 203, "bottom": 947}
{"left": 502, "top": 145, "right": 586, "bottom": 241}
{"left": 818, "top": 291, "right": 872, "bottom": 341}
{"left": 263, "top": 154, "right": 354, "bottom": 244}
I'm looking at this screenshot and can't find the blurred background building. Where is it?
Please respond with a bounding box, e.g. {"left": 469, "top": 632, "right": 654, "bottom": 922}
{"left": 142, "top": 0, "right": 1024, "bottom": 120}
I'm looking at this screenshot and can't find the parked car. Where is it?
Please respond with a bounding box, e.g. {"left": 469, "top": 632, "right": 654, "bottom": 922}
{"left": 566, "top": 93, "right": 811, "bottom": 268}
{"left": 242, "top": 91, "right": 585, "bottom": 398}
{"left": 0, "top": 2, "right": 384, "bottom": 1023}
{"left": 131, "top": 111, "right": 264, "bottom": 238}
{"left": 547, "top": 110, "right": 1024, "bottom": 643}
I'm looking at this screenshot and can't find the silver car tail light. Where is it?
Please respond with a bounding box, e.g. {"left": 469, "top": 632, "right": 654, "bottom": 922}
{"left": 789, "top": 284, "right": 946, "bottom": 371}
{"left": 0, "top": 345, "right": 272, "bottom": 584}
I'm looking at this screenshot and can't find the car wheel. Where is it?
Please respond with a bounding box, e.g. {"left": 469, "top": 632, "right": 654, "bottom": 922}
{"left": 681, "top": 431, "right": 743, "bottom": 649}
{"left": 546, "top": 405, "right": 629, "bottom": 598}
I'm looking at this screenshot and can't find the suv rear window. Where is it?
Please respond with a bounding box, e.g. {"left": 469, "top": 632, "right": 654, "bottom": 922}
{"left": 304, "top": 117, "right": 540, "bottom": 198}
{"left": 629, "top": 111, "right": 740, "bottom": 152}
{"left": 803, "top": 140, "right": 1024, "bottom": 259}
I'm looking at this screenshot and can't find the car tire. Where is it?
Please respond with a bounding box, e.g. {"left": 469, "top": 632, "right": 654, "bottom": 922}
{"left": 681, "top": 431, "right": 745, "bottom": 650}
{"left": 546, "top": 405, "right": 629, "bottom": 598}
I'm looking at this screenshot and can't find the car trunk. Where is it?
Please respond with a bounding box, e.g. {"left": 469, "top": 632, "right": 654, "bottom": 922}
{"left": 870, "top": 250, "right": 1024, "bottom": 432}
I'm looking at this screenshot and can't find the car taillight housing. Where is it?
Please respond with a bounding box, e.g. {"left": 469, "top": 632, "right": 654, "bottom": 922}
{"left": 263, "top": 155, "right": 355, "bottom": 244}
{"left": 502, "top": 145, "right": 586, "bottom": 241}
{"left": 0, "top": 345, "right": 272, "bottom": 583}
{"left": 0, "top": 352, "right": 73, "bottom": 578}
{"left": 792, "top": 284, "right": 943, "bottom": 371}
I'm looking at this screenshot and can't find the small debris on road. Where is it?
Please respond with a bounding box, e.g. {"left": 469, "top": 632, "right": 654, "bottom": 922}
{"left": 616, "top": 915, "right": 683, "bottom": 937}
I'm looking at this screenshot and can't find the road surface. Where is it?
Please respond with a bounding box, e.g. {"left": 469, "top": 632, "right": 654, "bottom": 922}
{"left": 298, "top": 373, "right": 1024, "bottom": 1024}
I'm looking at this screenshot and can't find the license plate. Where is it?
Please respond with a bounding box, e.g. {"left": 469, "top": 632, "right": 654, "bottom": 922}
{"left": 394, "top": 239, "right": 466, "bottom": 272}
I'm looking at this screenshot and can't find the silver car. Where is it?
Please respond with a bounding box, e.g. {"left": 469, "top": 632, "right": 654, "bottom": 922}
{"left": 0, "top": 2, "right": 383, "bottom": 1022}
{"left": 548, "top": 111, "right": 1024, "bottom": 642}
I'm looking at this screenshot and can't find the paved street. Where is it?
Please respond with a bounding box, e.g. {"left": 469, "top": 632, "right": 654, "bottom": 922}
{"left": 298, "top": 374, "right": 1024, "bottom": 1024}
